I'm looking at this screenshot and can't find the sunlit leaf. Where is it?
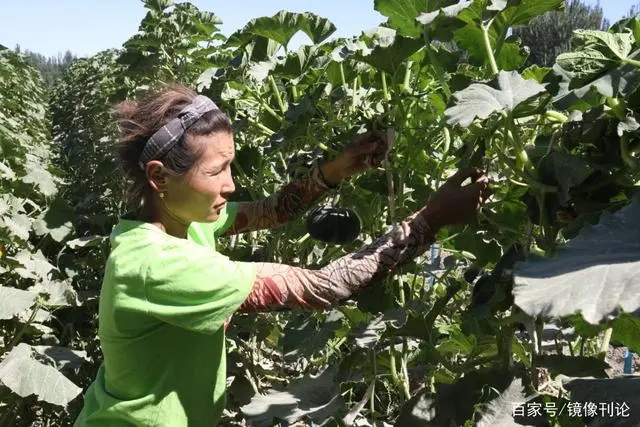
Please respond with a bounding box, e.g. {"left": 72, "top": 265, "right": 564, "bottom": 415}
{"left": 445, "top": 71, "right": 549, "bottom": 128}
{"left": 0, "top": 343, "right": 82, "bottom": 407}
{"left": 0, "top": 286, "right": 37, "bottom": 320}
{"left": 514, "top": 194, "right": 640, "bottom": 324}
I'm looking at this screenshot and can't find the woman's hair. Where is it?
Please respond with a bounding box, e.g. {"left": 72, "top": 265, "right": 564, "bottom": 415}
{"left": 114, "top": 83, "right": 232, "bottom": 211}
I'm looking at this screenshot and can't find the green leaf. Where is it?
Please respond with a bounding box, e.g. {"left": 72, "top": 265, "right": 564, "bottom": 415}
{"left": 31, "top": 345, "right": 88, "bottom": 371}
{"left": 11, "top": 250, "right": 55, "bottom": 281}
{"left": 474, "top": 378, "right": 543, "bottom": 427}
{"left": 514, "top": 194, "right": 640, "bottom": 324}
{"left": 549, "top": 61, "right": 640, "bottom": 110}
{"left": 0, "top": 286, "right": 37, "bottom": 319}
{"left": 66, "top": 235, "right": 105, "bottom": 249}
{"left": 29, "top": 280, "right": 78, "bottom": 308}
{"left": 4, "top": 212, "right": 31, "bottom": 241}
{"left": 240, "top": 366, "right": 343, "bottom": 426}
{"left": 522, "top": 65, "right": 552, "bottom": 83}
{"left": 536, "top": 355, "right": 610, "bottom": 378}
{"left": 375, "top": 0, "right": 458, "bottom": 38}
{"left": 611, "top": 313, "right": 640, "bottom": 352}
{"left": 537, "top": 150, "right": 593, "bottom": 205}
{"left": 143, "top": 0, "right": 172, "bottom": 12}
{"left": 226, "top": 11, "right": 336, "bottom": 48}
{"left": 21, "top": 159, "right": 57, "bottom": 197}
{"left": 557, "top": 30, "right": 637, "bottom": 88}
{"left": 350, "top": 309, "right": 407, "bottom": 348}
{"left": 355, "top": 28, "right": 424, "bottom": 75}
{"left": 43, "top": 196, "right": 74, "bottom": 242}
{"left": 563, "top": 377, "right": 640, "bottom": 426}
{"left": 495, "top": 0, "right": 565, "bottom": 28}
{"left": 445, "top": 71, "right": 548, "bottom": 128}
{"left": 0, "top": 343, "right": 82, "bottom": 407}
{"left": 416, "top": 1, "right": 473, "bottom": 26}
{"left": 452, "top": 230, "right": 502, "bottom": 268}
{"left": 395, "top": 368, "right": 519, "bottom": 426}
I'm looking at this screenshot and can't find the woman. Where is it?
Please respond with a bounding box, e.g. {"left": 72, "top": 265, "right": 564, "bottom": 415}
{"left": 73, "top": 84, "right": 489, "bottom": 426}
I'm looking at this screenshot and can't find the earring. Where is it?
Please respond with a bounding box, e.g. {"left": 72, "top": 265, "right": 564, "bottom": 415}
{"left": 159, "top": 192, "right": 165, "bottom": 199}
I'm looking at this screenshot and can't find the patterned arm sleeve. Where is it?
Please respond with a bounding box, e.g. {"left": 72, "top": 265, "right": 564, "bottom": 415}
{"left": 220, "top": 163, "right": 335, "bottom": 236}
{"left": 238, "top": 208, "right": 437, "bottom": 312}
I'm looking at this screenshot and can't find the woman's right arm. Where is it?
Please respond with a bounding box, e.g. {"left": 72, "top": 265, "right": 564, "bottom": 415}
{"left": 237, "top": 168, "right": 490, "bottom": 313}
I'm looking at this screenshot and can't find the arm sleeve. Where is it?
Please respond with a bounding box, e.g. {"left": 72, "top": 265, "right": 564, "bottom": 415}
{"left": 238, "top": 207, "right": 437, "bottom": 312}
{"left": 219, "top": 163, "right": 335, "bottom": 237}
{"left": 142, "top": 241, "right": 257, "bottom": 334}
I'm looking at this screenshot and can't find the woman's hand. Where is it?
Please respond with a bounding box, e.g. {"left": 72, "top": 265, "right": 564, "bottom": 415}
{"left": 422, "top": 167, "right": 491, "bottom": 230}
{"left": 320, "top": 131, "right": 388, "bottom": 186}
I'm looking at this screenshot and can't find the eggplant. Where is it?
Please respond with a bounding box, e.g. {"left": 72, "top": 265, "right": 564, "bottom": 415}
{"left": 306, "top": 206, "right": 361, "bottom": 245}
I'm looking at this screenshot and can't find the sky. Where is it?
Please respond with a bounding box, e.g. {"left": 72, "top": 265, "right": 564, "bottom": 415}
{"left": 0, "top": 0, "right": 638, "bottom": 58}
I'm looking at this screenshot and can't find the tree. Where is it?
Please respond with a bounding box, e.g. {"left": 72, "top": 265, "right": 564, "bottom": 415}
{"left": 12, "top": 47, "right": 77, "bottom": 86}
{"left": 626, "top": 1, "right": 640, "bottom": 17}
{"left": 512, "top": 0, "right": 609, "bottom": 67}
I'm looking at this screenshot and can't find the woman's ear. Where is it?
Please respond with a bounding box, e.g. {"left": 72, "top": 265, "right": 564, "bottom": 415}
{"left": 146, "top": 161, "right": 168, "bottom": 194}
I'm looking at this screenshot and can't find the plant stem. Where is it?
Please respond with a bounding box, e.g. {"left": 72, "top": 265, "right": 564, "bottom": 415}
{"left": 351, "top": 78, "right": 358, "bottom": 113}
{"left": 235, "top": 110, "right": 275, "bottom": 136}
{"left": 268, "top": 75, "right": 287, "bottom": 114}
{"left": 261, "top": 102, "right": 283, "bottom": 123}
{"left": 422, "top": 29, "right": 452, "bottom": 98}
{"left": 1, "top": 306, "right": 39, "bottom": 357}
{"left": 600, "top": 328, "right": 613, "bottom": 355}
{"left": 370, "top": 350, "right": 377, "bottom": 423}
{"left": 339, "top": 63, "right": 347, "bottom": 88}
{"left": 622, "top": 57, "right": 640, "bottom": 68}
{"left": 401, "top": 339, "right": 411, "bottom": 400}
{"left": 381, "top": 72, "right": 390, "bottom": 102}
{"left": 482, "top": 24, "right": 499, "bottom": 75}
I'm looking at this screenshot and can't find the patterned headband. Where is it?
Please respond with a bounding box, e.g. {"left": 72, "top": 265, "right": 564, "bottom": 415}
{"left": 138, "top": 95, "right": 219, "bottom": 170}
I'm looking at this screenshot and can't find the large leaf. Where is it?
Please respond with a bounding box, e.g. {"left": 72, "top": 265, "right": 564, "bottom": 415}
{"left": 31, "top": 345, "right": 88, "bottom": 371}
{"left": 29, "top": 280, "right": 78, "bottom": 308}
{"left": 474, "top": 378, "right": 543, "bottom": 427}
{"left": 21, "top": 159, "right": 58, "bottom": 197}
{"left": 42, "top": 196, "right": 74, "bottom": 242}
{"left": 563, "top": 376, "right": 639, "bottom": 426}
{"left": 11, "top": 250, "right": 55, "bottom": 281}
{"left": 537, "top": 150, "right": 593, "bottom": 205}
{"left": 536, "top": 355, "right": 611, "bottom": 378}
{"left": 0, "top": 286, "right": 37, "bottom": 319}
{"left": 375, "top": 0, "right": 457, "bottom": 38}
{"left": 394, "top": 369, "right": 542, "bottom": 426}
{"left": 0, "top": 343, "right": 82, "bottom": 407}
{"left": 329, "top": 27, "right": 424, "bottom": 75}
{"left": 226, "top": 11, "right": 336, "bottom": 48}
{"left": 513, "top": 194, "right": 640, "bottom": 324}
{"left": 611, "top": 313, "right": 640, "bottom": 352}
{"left": 549, "top": 61, "right": 640, "bottom": 111}
{"left": 445, "top": 71, "right": 549, "bottom": 128}
{"left": 417, "top": 1, "right": 473, "bottom": 26}
{"left": 452, "top": 0, "right": 563, "bottom": 68}
{"left": 350, "top": 308, "right": 407, "bottom": 348}
{"left": 240, "top": 366, "right": 343, "bottom": 427}
{"left": 557, "top": 30, "right": 637, "bottom": 88}
{"left": 494, "top": 0, "right": 565, "bottom": 28}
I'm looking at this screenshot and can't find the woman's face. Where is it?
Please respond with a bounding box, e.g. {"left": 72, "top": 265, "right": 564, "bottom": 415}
{"left": 163, "top": 131, "right": 236, "bottom": 223}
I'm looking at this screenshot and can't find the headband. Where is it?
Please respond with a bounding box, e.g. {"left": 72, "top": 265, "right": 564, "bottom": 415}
{"left": 138, "top": 95, "right": 219, "bottom": 170}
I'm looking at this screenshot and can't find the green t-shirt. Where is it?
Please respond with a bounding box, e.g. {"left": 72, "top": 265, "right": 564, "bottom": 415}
{"left": 73, "top": 202, "right": 257, "bottom": 427}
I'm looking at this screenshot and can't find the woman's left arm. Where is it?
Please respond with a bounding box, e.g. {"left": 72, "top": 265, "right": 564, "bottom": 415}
{"left": 219, "top": 163, "right": 337, "bottom": 236}
{"left": 219, "top": 132, "right": 388, "bottom": 236}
